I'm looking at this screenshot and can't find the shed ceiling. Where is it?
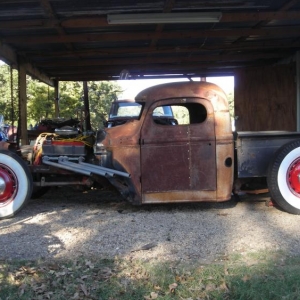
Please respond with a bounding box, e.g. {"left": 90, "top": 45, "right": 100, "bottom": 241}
{"left": 0, "top": 0, "right": 299, "bottom": 82}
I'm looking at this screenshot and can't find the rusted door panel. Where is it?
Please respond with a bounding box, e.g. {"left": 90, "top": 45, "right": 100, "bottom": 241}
{"left": 189, "top": 112, "right": 216, "bottom": 190}
{"left": 141, "top": 98, "right": 217, "bottom": 196}
{"left": 141, "top": 122, "right": 190, "bottom": 193}
{"left": 141, "top": 142, "right": 190, "bottom": 192}
{"left": 190, "top": 142, "right": 216, "bottom": 190}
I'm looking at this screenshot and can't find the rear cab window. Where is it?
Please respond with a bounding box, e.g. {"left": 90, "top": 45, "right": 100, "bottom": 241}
{"left": 152, "top": 102, "right": 207, "bottom": 125}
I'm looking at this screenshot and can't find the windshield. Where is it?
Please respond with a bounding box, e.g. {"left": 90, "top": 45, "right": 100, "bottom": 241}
{"left": 109, "top": 102, "right": 143, "bottom": 119}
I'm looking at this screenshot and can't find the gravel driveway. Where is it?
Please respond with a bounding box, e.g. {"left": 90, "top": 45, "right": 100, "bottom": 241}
{"left": 1, "top": 187, "right": 300, "bottom": 263}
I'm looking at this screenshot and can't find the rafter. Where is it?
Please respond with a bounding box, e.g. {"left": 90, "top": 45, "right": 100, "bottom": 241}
{"left": 36, "top": 52, "right": 292, "bottom": 68}
{"left": 18, "top": 40, "right": 300, "bottom": 60}
{"left": 39, "top": 0, "right": 73, "bottom": 51}
{"left": 4, "top": 26, "right": 300, "bottom": 44}
{"left": 1, "top": 11, "right": 300, "bottom": 31}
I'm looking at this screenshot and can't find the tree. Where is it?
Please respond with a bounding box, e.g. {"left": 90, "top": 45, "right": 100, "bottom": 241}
{"left": 58, "top": 81, "right": 83, "bottom": 120}
{"left": 87, "top": 81, "right": 122, "bottom": 129}
{"left": 27, "top": 79, "right": 55, "bottom": 125}
{"left": 24, "top": 80, "right": 122, "bottom": 129}
{"left": 227, "top": 92, "right": 234, "bottom": 118}
{"left": 0, "top": 65, "right": 123, "bottom": 129}
{"left": 0, "top": 65, "right": 18, "bottom": 125}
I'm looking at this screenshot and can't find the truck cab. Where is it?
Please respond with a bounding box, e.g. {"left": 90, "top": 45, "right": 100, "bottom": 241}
{"left": 96, "top": 81, "right": 234, "bottom": 205}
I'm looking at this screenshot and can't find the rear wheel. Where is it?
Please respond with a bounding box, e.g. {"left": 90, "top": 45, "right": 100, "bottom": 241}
{"left": 267, "top": 140, "right": 300, "bottom": 214}
{"left": 0, "top": 150, "right": 33, "bottom": 219}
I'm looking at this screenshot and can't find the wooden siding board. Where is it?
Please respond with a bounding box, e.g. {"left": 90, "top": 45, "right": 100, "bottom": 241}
{"left": 234, "top": 64, "right": 296, "bottom": 131}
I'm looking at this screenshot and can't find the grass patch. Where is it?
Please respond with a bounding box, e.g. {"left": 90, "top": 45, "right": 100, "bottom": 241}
{"left": 1, "top": 251, "right": 300, "bottom": 299}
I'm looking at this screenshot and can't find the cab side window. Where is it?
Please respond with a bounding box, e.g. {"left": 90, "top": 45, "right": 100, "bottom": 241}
{"left": 152, "top": 103, "right": 207, "bottom": 125}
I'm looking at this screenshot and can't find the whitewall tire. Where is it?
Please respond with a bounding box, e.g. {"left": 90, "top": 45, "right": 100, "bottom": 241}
{"left": 268, "top": 140, "right": 300, "bottom": 214}
{"left": 0, "top": 150, "right": 33, "bottom": 219}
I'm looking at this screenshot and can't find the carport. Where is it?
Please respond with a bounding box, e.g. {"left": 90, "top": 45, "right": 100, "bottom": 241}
{"left": 0, "top": 0, "right": 300, "bottom": 144}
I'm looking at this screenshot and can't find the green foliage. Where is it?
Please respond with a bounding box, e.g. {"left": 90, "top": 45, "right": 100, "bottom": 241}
{"left": 172, "top": 105, "right": 189, "bottom": 124}
{"left": 0, "top": 64, "right": 122, "bottom": 129}
{"left": 27, "top": 79, "right": 55, "bottom": 124}
{"left": 0, "top": 65, "right": 19, "bottom": 124}
{"left": 88, "top": 81, "right": 122, "bottom": 129}
{"left": 227, "top": 92, "right": 234, "bottom": 118}
{"left": 58, "top": 81, "right": 83, "bottom": 120}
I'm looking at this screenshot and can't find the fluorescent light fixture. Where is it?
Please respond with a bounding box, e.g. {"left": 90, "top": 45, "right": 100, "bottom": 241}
{"left": 107, "top": 12, "right": 222, "bottom": 24}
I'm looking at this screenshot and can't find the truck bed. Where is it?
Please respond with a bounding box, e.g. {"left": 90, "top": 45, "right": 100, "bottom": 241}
{"left": 236, "top": 131, "right": 300, "bottom": 178}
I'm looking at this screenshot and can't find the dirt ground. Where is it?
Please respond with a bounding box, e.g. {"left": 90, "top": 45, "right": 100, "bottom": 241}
{"left": 1, "top": 187, "right": 300, "bottom": 263}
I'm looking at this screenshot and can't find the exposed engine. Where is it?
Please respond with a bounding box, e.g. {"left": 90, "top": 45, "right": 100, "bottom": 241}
{"left": 28, "top": 118, "right": 129, "bottom": 192}
{"left": 32, "top": 129, "right": 94, "bottom": 165}
{"left": 30, "top": 118, "right": 94, "bottom": 165}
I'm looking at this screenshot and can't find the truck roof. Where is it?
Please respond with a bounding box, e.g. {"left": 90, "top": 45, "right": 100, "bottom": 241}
{"left": 135, "top": 81, "right": 228, "bottom": 111}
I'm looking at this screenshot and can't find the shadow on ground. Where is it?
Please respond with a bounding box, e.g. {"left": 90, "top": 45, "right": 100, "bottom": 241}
{"left": 0, "top": 187, "right": 299, "bottom": 263}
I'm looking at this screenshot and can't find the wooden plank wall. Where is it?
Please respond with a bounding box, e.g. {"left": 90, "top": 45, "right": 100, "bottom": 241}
{"left": 234, "top": 64, "right": 296, "bottom": 131}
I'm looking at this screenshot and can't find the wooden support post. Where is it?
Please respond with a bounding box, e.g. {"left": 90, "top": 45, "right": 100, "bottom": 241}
{"left": 10, "top": 66, "right": 15, "bottom": 130}
{"left": 297, "top": 51, "right": 300, "bottom": 131}
{"left": 18, "top": 62, "right": 28, "bottom": 145}
{"left": 83, "top": 81, "right": 92, "bottom": 131}
{"left": 54, "top": 80, "right": 59, "bottom": 118}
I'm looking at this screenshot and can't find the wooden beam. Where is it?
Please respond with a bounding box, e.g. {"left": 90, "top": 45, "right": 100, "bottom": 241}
{"left": 0, "top": 41, "right": 17, "bottom": 67}
{"left": 1, "top": 11, "right": 300, "bottom": 31}
{"left": 297, "top": 51, "right": 300, "bottom": 131}
{"left": 54, "top": 80, "right": 59, "bottom": 118}
{"left": 51, "top": 70, "right": 237, "bottom": 81}
{"left": 21, "top": 40, "right": 300, "bottom": 59}
{"left": 47, "top": 60, "right": 270, "bottom": 76}
{"left": 4, "top": 26, "right": 300, "bottom": 44}
{"left": 22, "top": 61, "right": 55, "bottom": 87}
{"left": 0, "top": 19, "right": 58, "bottom": 29}
{"left": 36, "top": 52, "right": 293, "bottom": 68}
{"left": 229, "top": 0, "right": 299, "bottom": 48}
{"left": 39, "top": 0, "right": 74, "bottom": 51}
{"left": 149, "top": 0, "right": 175, "bottom": 47}
{"left": 60, "top": 16, "right": 108, "bottom": 29}
{"left": 18, "top": 62, "right": 28, "bottom": 145}
{"left": 220, "top": 11, "right": 300, "bottom": 22}
{"left": 0, "top": 41, "right": 54, "bottom": 86}
{"left": 83, "top": 81, "right": 91, "bottom": 131}
{"left": 280, "top": 0, "right": 299, "bottom": 10}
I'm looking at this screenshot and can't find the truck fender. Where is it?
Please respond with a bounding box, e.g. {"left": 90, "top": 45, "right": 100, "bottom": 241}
{"left": 0, "top": 141, "right": 13, "bottom": 150}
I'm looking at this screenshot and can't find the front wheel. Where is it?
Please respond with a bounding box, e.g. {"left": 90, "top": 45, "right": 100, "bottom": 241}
{"left": 268, "top": 140, "right": 300, "bottom": 214}
{"left": 0, "top": 150, "right": 33, "bottom": 219}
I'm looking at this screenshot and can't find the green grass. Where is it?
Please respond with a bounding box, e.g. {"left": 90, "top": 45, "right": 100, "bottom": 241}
{"left": 1, "top": 251, "right": 300, "bottom": 299}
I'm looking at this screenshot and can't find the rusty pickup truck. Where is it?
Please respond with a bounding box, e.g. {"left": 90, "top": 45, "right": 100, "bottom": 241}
{"left": 1, "top": 81, "right": 300, "bottom": 218}
{"left": 96, "top": 81, "right": 300, "bottom": 214}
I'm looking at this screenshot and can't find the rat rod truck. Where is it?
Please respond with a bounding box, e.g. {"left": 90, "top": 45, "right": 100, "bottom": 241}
{"left": 1, "top": 81, "right": 300, "bottom": 219}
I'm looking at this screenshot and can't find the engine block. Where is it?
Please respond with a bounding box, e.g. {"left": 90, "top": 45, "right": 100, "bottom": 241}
{"left": 42, "top": 140, "right": 86, "bottom": 157}
{"left": 32, "top": 130, "right": 94, "bottom": 165}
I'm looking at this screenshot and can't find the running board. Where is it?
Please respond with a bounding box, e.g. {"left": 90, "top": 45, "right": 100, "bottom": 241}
{"left": 42, "top": 156, "right": 130, "bottom": 178}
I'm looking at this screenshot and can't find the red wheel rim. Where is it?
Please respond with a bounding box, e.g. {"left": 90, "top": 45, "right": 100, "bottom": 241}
{"left": 287, "top": 158, "right": 300, "bottom": 196}
{"left": 0, "top": 163, "right": 18, "bottom": 205}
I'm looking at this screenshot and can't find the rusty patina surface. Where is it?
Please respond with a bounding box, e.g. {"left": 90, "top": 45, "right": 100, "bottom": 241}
{"left": 100, "top": 81, "right": 234, "bottom": 204}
